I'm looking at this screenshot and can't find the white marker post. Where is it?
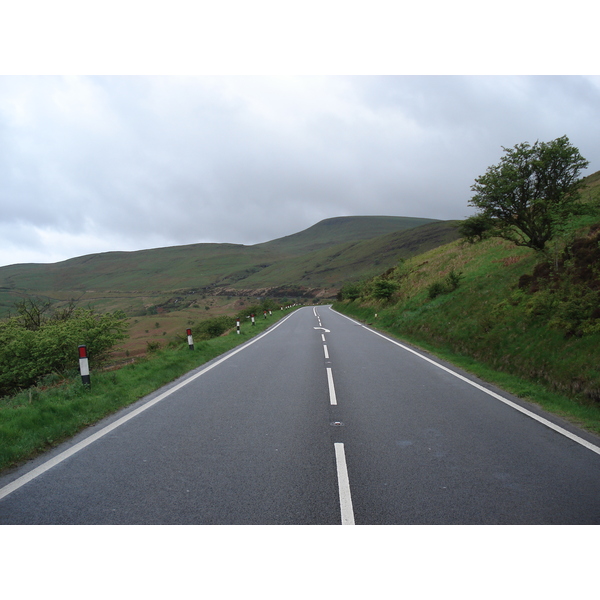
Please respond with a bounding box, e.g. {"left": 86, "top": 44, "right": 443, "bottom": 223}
{"left": 78, "top": 345, "right": 91, "bottom": 387}
{"left": 236, "top": 318, "right": 240, "bottom": 334}
{"left": 263, "top": 310, "right": 267, "bottom": 319}
{"left": 251, "top": 313, "right": 255, "bottom": 326}
{"left": 186, "top": 328, "right": 194, "bottom": 350}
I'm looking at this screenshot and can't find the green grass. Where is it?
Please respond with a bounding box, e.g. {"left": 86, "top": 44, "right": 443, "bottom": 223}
{"left": 0, "top": 307, "right": 300, "bottom": 474}
{"left": 333, "top": 302, "right": 600, "bottom": 435}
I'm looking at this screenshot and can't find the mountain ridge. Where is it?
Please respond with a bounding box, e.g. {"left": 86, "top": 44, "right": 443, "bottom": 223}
{"left": 0, "top": 215, "right": 460, "bottom": 316}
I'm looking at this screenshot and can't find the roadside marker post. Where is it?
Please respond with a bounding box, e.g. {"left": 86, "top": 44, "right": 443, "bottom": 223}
{"left": 186, "top": 328, "right": 194, "bottom": 350}
{"left": 263, "top": 310, "right": 267, "bottom": 319}
{"left": 236, "top": 318, "right": 240, "bottom": 334}
{"left": 251, "top": 314, "right": 255, "bottom": 326}
{"left": 78, "top": 345, "right": 91, "bottom": 387}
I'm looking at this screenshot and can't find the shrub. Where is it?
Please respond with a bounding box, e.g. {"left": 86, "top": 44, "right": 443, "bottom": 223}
{"left": 338, "top": 282, "right": 363, "bottom": 301}
{"left": 372, "top": 278, "right": 398, "bottom": 301}
{"left": 146, "top": 341, "right": 162, "bottom": 353}
{"left": 427, "top": 281, "right": 446, "bottom": 299}
{"left": 0, "top": 305, "right": 128, "bottom": 397}
{"left": 445, "top": 269, "right": 463, "bottom": 291}
{"left": 194, "top": 316, "right": 236, "bottom": 340}
{"left": 427, "top": 270, "right": 463, "bottom": 300}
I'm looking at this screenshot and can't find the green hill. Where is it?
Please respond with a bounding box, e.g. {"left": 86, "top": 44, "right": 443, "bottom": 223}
{"left": 230, "top": 220, "right": 460, "bottom": 291}
{"left": 256, "top": 215, "right": 439, "bottom": 255}
{"left": 0, "top": 215, "right": 458, "bottom": 317}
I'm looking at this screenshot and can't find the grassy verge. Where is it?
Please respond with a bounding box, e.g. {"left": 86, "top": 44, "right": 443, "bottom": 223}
{"left": 333, "top": 301, "right": 600, "bottom": 437}
{"left": 0, "top": 308, "right": 298, "bottom": 474}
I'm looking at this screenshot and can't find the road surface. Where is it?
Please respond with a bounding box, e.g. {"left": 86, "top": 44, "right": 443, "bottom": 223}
{"left": 1, "top": 305, "right": 599, "bottom": 524}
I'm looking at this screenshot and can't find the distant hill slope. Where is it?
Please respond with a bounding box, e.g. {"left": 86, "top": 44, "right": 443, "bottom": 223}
{"left": 256, "top": 215, "right": 439, "bottom": 255}
{"left": 228, "top": 221, "right": 461, "bottom": 291}
{"left": 0, "top": 215, "right": 458, "bottom": 316}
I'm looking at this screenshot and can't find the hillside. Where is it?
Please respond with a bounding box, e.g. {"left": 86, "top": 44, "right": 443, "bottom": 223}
{"left": 334, "top": 170, "right": 600, "bottom": 428}
{"left": 0, "top": 215, "right": 457, "bottom": 317}
{"left": 226, "top": 220, "right": 461, "bottom": 292}
{"left": 256, "top": 215, "right": 438, "bottom": 255}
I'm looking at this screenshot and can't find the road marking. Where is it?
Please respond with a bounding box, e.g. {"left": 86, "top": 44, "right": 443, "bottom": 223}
{"left": 324, "top": 345, "right": 329, "bottom": 360}
{"left": 321, "top": 334, "right": 326, "bottom": 342}
{"left": 0, "top": 310, "right": 301, "bottom": 502}
{"left": 334, "top": 443, "right": 355, "bottom": 525}
{"left": 313, "top": 327, "right": 330, "bottom": 333}
{"left": 327, "top": 367, "right": 337, "bottom": 405}
{"left": 330, "top": 307, "right": 600, "bottom": 457}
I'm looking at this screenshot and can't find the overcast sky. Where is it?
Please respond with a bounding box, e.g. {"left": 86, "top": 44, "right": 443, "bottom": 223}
{"left": 1, "top": 6, "right": 599, "bottom": 268}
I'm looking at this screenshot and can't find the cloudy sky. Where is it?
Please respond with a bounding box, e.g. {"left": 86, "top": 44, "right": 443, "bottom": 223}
{"left": 1, "top": 4, "right": 598, "bottom": 268}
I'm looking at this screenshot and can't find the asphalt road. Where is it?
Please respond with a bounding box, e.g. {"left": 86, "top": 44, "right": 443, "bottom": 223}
{"left": 1, "top": 305, "right": 599, "bottom": 524}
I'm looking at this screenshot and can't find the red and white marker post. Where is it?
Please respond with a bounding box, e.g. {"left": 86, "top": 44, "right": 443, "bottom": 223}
{"left": 236, "top": 317, "right": 240, "bottom": 334}
{"left": 186, "top": 328, "right": 194, "bottom": 350}
{"left": 78, "top": 345, "right": 91, "bottom": 387}
{"left": 251, "top": 313, "right": 255, "bottom": 326}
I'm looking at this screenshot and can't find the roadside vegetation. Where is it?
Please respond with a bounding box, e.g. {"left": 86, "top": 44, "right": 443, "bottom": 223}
{"left": 0, "top": 299, "right": 128, "bottom": 398}
{"left": 0, "top": 299, "right": 299, "bottom": 473}
{"left": 336, "top": 138, "right": 600, "bottom": 434}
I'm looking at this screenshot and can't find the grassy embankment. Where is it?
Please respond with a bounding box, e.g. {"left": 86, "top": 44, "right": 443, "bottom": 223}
{"left": 334, "top": 202, "right": 600, "bottom": 435}
{"left": 0, "top": 307, "right": 299, "bottom": 474}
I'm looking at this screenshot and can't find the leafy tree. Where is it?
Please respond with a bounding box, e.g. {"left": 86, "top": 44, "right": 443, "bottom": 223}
{"left": 469, "top": 136, "right": 589, "bottom": 251}
{"left": 459, "top": 213, "right": 494, "bottom": 243}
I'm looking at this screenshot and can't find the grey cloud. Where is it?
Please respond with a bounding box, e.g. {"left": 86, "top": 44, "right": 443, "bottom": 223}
{"left": 1, "top": 75, "right": 599, "bottom": 266}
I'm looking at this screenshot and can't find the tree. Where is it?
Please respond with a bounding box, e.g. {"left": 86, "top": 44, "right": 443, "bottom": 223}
{"left": 469, "top": 136, "right": 589, "bottom": 251}
{"left": 458, "top": 213, "right": 494, "bottom": 244}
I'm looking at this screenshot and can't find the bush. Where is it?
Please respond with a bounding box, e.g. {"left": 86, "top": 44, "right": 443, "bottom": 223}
{"left": 427, "top": 270, "right": 463, "bottom": 300}
{"left": 445, "top": 269, "right": 463, "bottom": 291}
{"left": 146, "top": 341, "right": 162, "bottom": 353}
{"left": 338, "top": 282, "right": 363, "bottom": 301}
{"left": 193, "top": 316, "right": 236, "bottom": 340}
{"left": 0, "top": 305, "right": 128, "bottom": 397}
{"left": 372, "top": 278, "right": 398, "bottom": 301}
{"left": 427, "top": 281, "right": 446, "bottom": 299}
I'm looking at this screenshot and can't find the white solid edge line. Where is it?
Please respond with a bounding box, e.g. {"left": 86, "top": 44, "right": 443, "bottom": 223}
{"left": 330, "top": 307, "right": 600, "bottom": 457}
{"left": 0, "top": 309, "right": 302, "bottom": 502}
{"left": 334, "top": 442, "right": 355, "bottom": 525}
{"left": 327, "top": 367, "right": 337, "bottom": 405}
